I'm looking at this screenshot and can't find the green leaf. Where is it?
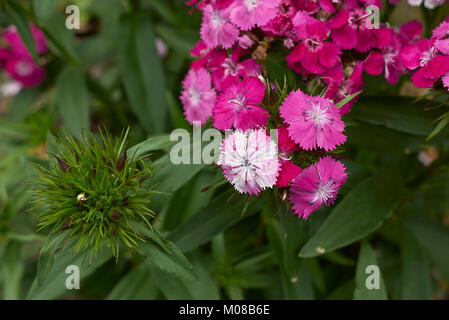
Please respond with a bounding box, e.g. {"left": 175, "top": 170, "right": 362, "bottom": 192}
{"left": 37, "top": 12, "right": 78, "bottom": 65}
{"left": 32, "top": 0, "right": 57, "bottom": 22}
{"left": 1, "top": 240, "right": 24, "bottom": 299}
{"left": 426, "top": 112, "right": 449, "bottom": 141}
{"left": 353, "top": 240, "right": 387, "bottom": 300}
{"left": 118, "top": 12, "right": 168, "bottom": 134}
{"left": 127, "top": 134, "right": 173, "bottom": 159}
{"left": 26, "top": 245, "right": 113, "bottom": 300}
{"left": 335, "top": 91, "right": 362, "bottom": 109}
{"left": 106, "top": 263, "right": 158, "bottom": 300}
{"left": 156, "top": 24, "right": 198, "bottom": 57}
{"left": 299, "top": 169, "right": 401, "bottom": 258}
{"left": 348, "top": 96, "right": 445, "bottom": 136}
{"left": 3, "top": 1, "right": 39, "bottom": 64}
{"left": 162, "top": 170, "right": 216, "bottom": 231}
{"left": 169, "top": 192, "right": 266, "bottom": 252}
{"left": 399, "top": 226, "right": 431, "bottom": 300}
{"left": 405, "top": 216, "right": 449, "bottom": 282}
{"left": 134, "top": 226, "right": 196, "bottom": 281}
{"left": 54, "top": 66, "right": 90, "bottom": 138}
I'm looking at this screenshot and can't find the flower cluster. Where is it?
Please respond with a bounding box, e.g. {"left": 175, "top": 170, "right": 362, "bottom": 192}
{"left": 0, "top": 24, "right": 47, "bottom": 89}
{"left": 180, "top": 0, "right": 447, "bottom": 219}
{"left": 400, "top": 18, "right": 449, "bottom": 89}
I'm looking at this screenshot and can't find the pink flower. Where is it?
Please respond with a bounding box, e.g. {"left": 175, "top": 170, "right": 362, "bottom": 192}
{"left": 400, "top": 39, "right": 449, "bottom": 88}
{"left": 238, "top": 34, "right": 254, "bottom": 49}
{"left": 4, "top": 55, "right": 45, "bottom": 87}
{"left": 213, "top": 76, "right": 269, "bottom": 130}
{"left": 274, "top": 126, "right": 302, "bottom": 187}
{"left": 398, "top": 20, "right": 423, "bottom": 46}
{"left": 209, "top": 47, "right": 260, "bottom": 90}
{"left": 218, "top": 128, "right": 279, "bottom": 195}
{"left": 289, "top": 156, "right": 347, "bottom": 219}
{"left": 261, "top": 0, "right": 297, "bottom": 39}
{"left": 190, "top": 41, "right": 212, "bottom": 69}
{"left": 3, "top": 24, "right": 48, "bottom": 57}
{"left": 200, "top": 4, "right": 240, "bottom": 49}
{"left": 279, "top": 89, "right": 346, "bottom": 151}
{"left": 0, "top": 48, "right": 11, "bottom": 68}
{"left": 330, "top": 9, "right": 379, "bottom": 52}
{"left": 229, "top": 0, "right": 282, "bottom": 31}
{"left": 324, "top": 62, "right": 364, "bottom": 114}
{"left": 180, "top": 68, "right": 217, "bottom": 125}
{"left": 364, "top": 28, "right": 405, "bottom": 84}
{"left": 287, "top": 11, "right": 341, "bottom": 74}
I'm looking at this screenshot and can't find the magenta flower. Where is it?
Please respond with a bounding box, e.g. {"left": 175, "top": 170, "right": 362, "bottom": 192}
{"left": 200, "top": 4, "right": 240, "bottom": 49}
{"left": 190, "top": 41, "right": 212, "bottom": 69}
{"left": 324, "top": 62, "right": 364, "bottom": 114}
{"left": 180, "top": 68, "right": 217, "bottom": 125}
{"left": 287, "top": 11, "right": 341, "bottom": 75}
{"left": 398, "top": 20, "right": 423, "bottom": 46}
{"left": 209, "top": 47, "right": 260, "bottom": 90}
{"left": 279, "top": 89, "right": 346, "bottom": 151}
{"left": 400, "top": 39, "right": 449, "bottom": 88}
{"left": 289, "top": 156, "right": 347, "bottom": 219}
{"left": 218, "top": 129, "right": 279, "bottom": 195}
{"left": 3, "top": 24, "right": 48, "bottom": 57}
{"left": 213, "top": 76, "right": 269, "bottom": 130}
{"left": 330, "top": 9, "right": 379, "bottom": 52}
{"left": 4, "top": 55, "right": 45, "bottom": 88}
{"left": 229, "top": 0, "right": 282, "bottom": 31}
{"left": 274, "top": 126, "right": 302, "bottom": 187}
{"left": 364, "top": 28, "right": 405, "bottom": 84}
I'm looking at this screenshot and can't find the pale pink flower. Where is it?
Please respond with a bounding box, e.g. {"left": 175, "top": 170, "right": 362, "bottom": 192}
{"left": 200, "top": 4, "right": 240, "bottom": 49}
{"left": 289, "top": 156, "right": 347, "bottom": 219}
{"left": 180, "top": 68, "right": 217, "bottom": 125}
{"left": 229, "top": 0, "right": 282, "bottom": 31}
{"left": 213, "top": 76, "right": 269, "bottom": 130}
{"left": 279, "top": 89, "right": 346, "bottom": 151}
{"left": 218, "top": 129, "right": 279, "bottom": 195}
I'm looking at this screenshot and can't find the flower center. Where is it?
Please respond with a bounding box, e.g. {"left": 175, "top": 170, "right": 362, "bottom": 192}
{"left": 15, "top": 61, "right": 33, "bottom": 77}
{"left": 228, "top": 95, "right": 248, "bottom": 111}
{"left": 244, "top": 0, "right": 259, "bottom": 10}
{"left": 311, "top": 178, "right": 337, "bottom": 204}
{"left": 420, "top": 47, "right": 435, "bottom": 67}
{"left": 211, "top": 10, "right": 224, "bottom": 28}
{"left": 304, "top": 101, "right": 331, "bottom": 127}
{"left": 222, "top": 58, "right": 242, "bottom": 77}
{"left": 189, "top": 86, "right": 201, "bottom": 106}
{"left": 305, "top": 38, "right": 322, "bottom": 51}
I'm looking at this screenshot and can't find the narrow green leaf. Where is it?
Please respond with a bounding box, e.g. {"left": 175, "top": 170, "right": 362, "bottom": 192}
{"left": 1, "top": 240, "right": 24, "bottom": 300}
{"left": 399, "top": 226, "right": 431, "bottom": 300}
{"left": 127, "top": 134, "right": 173, "bottom": 159}
{"left": 353, "top": 240, "right": 387, "bottom": 300}
{"left": 54, "top": 66, "right": 90, "bottom": 138}
{"left": 118, "top": 12, "right": 168, "bottom": 134}
{"left": 299, "top": 169, "right": 401, "bottom": 258}
{"left": 405, "top": 216, "right": 449, "bottom": 282}
{"left": 32, "top": 0, "right": 57, "bottom": 22}
{"left": 335, "top": 90, "right": 362, "bottom": 109}
{"left": 169, "top": 192, "right": 266, "bottom": 252}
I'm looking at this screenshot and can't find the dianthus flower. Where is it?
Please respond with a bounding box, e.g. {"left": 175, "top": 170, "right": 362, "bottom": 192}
{"left": 279, "top": 89, "right": 346, "bottom": 151}
{"left": 289, "top": 156, "right": 347, "bottom": 219}
{"left": 287, "top": 11, "right": 341, "bottom": 75}
{"left": 274, "top": 126, "right": 302, "bottom": 187}
{"left": 218, "top": 128, "right": 279, "bottom": 194}
{"left": 180, "top": 68, "right": 217, "bottom": 125}
{"left": 200, "top": 4, "right": 240, "bottom": 49}
{"left": 229, "top": 0, "right": 282, "bottom": 31}
{"left": 213, "top": 76, "right": 268, "bottom": 130}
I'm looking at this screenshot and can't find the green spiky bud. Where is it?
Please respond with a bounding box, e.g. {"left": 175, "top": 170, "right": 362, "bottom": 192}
{"left": 32, "top": 129, "right": 154, "bottom": 259}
